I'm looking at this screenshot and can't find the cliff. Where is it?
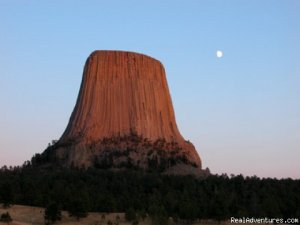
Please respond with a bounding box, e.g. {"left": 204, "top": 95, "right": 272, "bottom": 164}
{"left": 44, "top": 51, "right": 202, "bottom": 174}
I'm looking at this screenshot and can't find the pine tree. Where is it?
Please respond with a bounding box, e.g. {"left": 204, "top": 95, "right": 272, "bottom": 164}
{"left": 67, "top": 194, "right": 89, "bottom": 220}
{"left": 0, "top": 212, "right": 12, "bottom": 225}
{"left": 44, "top": 202, "right": 62, "bottom": 224}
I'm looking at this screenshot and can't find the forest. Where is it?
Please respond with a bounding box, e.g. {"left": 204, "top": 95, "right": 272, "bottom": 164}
{"left": 0, "top": 163, "right": 300, "bottom": 224}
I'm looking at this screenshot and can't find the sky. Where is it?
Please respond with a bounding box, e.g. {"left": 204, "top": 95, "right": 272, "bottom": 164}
{"left": 0, "top": 0, "right": 299, "bottom": 179}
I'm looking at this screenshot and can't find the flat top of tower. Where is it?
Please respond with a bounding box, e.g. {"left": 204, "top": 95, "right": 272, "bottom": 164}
{"left": 89, "top": 50, "right": 163, "bottom": 65}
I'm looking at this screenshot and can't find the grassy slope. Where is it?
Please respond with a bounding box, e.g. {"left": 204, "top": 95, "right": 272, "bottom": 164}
{"left": 0, "top": 204, "right": 128, "bottom": 225}
{"left": 0, "top": 204, "right": 292, "bottom": 225}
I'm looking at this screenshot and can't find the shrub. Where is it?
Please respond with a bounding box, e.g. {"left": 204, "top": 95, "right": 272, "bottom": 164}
{"left": 0, "top": 212, "right": 12, "bottom": 224}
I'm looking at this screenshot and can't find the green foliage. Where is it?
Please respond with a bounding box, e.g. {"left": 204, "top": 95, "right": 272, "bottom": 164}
{"left": 44, "top": 202, "right": 62, "bottom": 224}
{"left": 148, "top": 203, "right": 168, "bottom": 225}
{"left": 132, "top": 220, "right": 139, "bottom": 225}
{"left": 125, "top": 207, "right": 136, "bottom": 221}
{"left": 0, "top": 166, "right": 299, "bottom": 222}
{"left": 0, "top": 212, "right": 12, "bottom": 224}
{"left": 67, "top": 194, "right": 89, "bottom": 220}
{"left": 0, "top": 182, "right": 14, "bottom": 207}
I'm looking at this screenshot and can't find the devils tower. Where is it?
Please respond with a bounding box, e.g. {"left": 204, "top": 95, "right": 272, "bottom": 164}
{"left": 43, "top": 50, "right": 202, "bottom": 174}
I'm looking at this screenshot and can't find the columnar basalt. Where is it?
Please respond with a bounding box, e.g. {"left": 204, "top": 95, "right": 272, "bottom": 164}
{"left": 45, "top": 51, "right": 202, "bottom": 174}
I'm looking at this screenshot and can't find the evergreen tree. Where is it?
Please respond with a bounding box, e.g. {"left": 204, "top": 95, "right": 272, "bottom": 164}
{"left": 44, "top": 202, "right": 62, "bottom": 224}
{"left": 125, "top": 207, "right": 136, "bottom": 221}
{"left": 0, "top": 212, "right": 12, "bottom": 224}
{"left": 148, "top": 203, "right": 168, "bottom": 225}
{"left": 0, "top": 166, "right": 300, "bottom": 222}
{"left": 0, "top": 183, "right": 14, "bottom": 208}
{"left": 178, "top": 200, "right": 198, "bottom": 223}
{"left": 67, "top": 195, "right": 89, "bottom": 220}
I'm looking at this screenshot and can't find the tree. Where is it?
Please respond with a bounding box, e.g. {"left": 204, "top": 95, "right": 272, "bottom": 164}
{"left": 0, "top": 212, "right": 12, "bottom": 224}
{"left": 209, "top": 192, "right": 229, "bottom": 222}
{"left": 148, "top": 203, "right": 168, "bottom": 225}
{"left": 101, "top": 213, "right": 106, "bottom": 222}
{"left": 115, "top": 214, "right": 121, "bottom": 223}
{"left": 178, "top": 200, "right": 198, "bottom": 222}
{"left": 125, "top": 208, "right": 136, "bottom": 221}
{"left": 0, "top": 183, "right": 14, "bottom": 208}
{"left": 67, "top": 196, "right": 89, "bottom": 220}
{"left": 132, "top": 220, "right": 139, "bottom": 225}
{"left": 44, "top": 202, "right": 62, "bottom": 224}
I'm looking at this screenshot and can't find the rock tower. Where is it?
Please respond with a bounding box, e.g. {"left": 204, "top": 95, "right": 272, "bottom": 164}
{"left": 44, "top": 51, "right": 202, "bottom": 174}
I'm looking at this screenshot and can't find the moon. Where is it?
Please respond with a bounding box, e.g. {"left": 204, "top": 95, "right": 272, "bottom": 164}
{"left": 216, "top": 50, "right": 223, "bottom": 58}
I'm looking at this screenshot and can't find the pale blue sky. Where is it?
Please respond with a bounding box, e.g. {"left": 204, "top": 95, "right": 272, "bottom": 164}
{"left": 0, "top": 0, "right": 299, "bottom": 178}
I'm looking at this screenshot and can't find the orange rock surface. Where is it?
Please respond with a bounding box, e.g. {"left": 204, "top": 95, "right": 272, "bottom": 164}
{"left": 51, "top": 51, "right": 201, "bottom": 171}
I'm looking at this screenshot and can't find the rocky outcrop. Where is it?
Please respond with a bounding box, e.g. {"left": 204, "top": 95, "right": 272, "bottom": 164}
{"left": 44, "top": 51, "right": 202, "bottom": 173}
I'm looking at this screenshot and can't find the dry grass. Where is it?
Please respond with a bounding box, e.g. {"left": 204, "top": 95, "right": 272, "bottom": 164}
{"left": 1, "top": 204, "right": 287, "bottom": 225}
{"left": 0, "top": 205, "right": 130, "bottom": 225}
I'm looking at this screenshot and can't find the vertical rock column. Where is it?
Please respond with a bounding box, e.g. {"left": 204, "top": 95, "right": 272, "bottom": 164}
{"left": 53, "top": 50, "right": 201, "bottom": 170}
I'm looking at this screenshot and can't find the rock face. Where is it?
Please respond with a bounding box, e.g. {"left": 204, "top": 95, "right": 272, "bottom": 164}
{"left": 46, "top": 50, "right": 201, "bottom": 173}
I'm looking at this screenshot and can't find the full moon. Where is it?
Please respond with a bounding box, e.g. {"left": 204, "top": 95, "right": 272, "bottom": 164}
{"left": 216, "top": 50, "right": 223, "bottom": 58}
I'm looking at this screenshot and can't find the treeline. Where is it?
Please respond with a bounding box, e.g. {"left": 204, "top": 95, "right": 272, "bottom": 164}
{"left": 0, "top": 166, "right": 299, "bottom": 222}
